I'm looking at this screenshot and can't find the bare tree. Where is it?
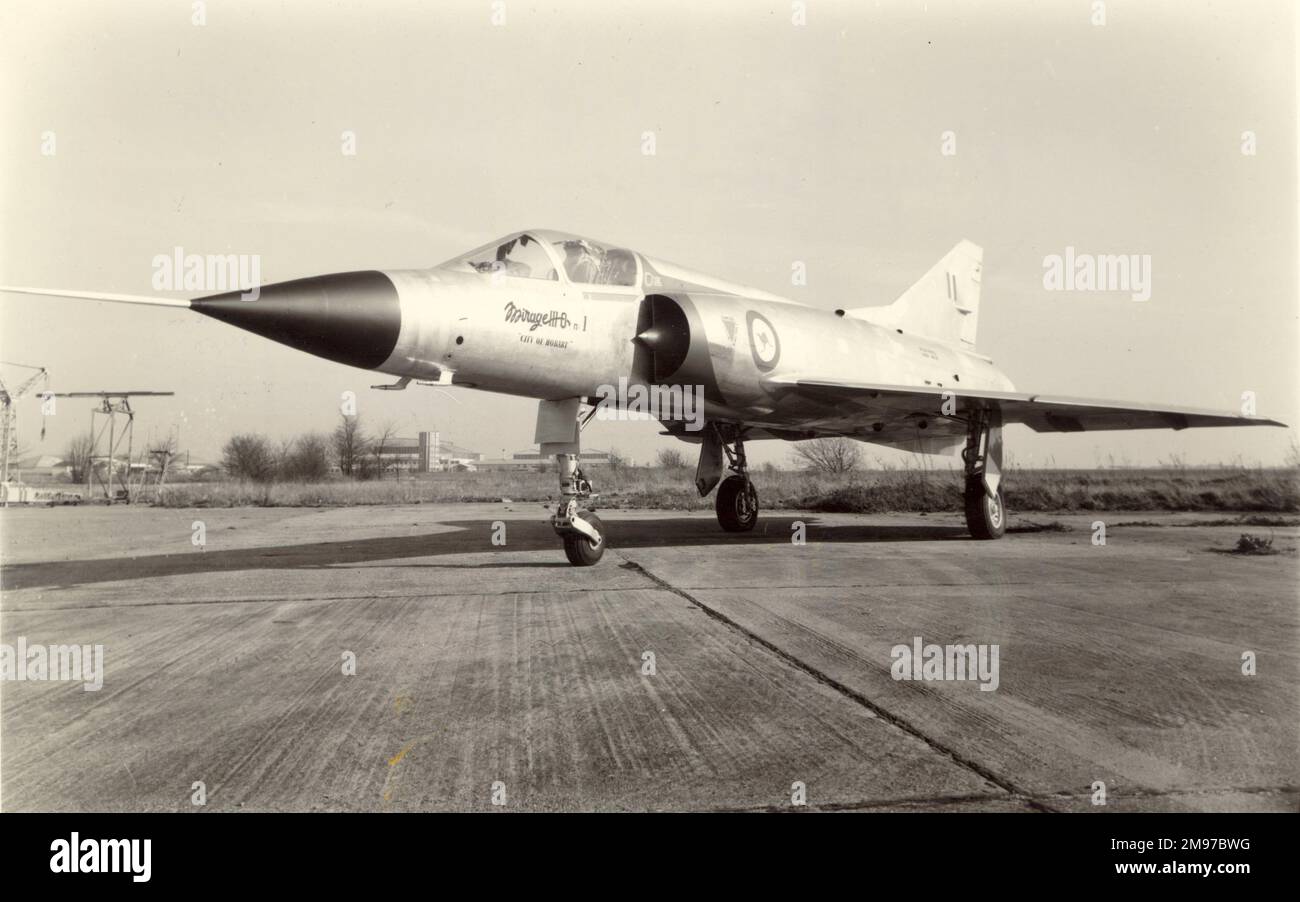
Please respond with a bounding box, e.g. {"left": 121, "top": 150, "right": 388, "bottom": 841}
{"left": 655, "top": 447, "right": 689, "bottom": 469}
{"left": 792, "top": 437, "right": 861, "bottom": 474}
{"left": 221, "top": 433, "right": 277, "bottom": 482}
{"left": 64, "top": 432, "right": 94, "bottom": 483}
{"left": 148, "top": 433, "right": 178, "bottom": 478}
{"left": 369, "top": 421, "right": 400, "bottom": 480}
{"left": 275, "top": 436, "right": 296, "bottom": 474}
{"left": 279, "top": 433, "right": 331, "bottom": 482}
{"left": 333, "top": 414, "right": 368, "bottom": 477}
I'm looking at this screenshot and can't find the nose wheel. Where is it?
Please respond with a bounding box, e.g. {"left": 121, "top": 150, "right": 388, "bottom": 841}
{"left": 561, "top": 510, "right": 605, "bottom": 566}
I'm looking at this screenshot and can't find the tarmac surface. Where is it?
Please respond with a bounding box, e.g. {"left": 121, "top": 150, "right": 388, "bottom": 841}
{"left": 2, "top": 503, "right": 1297, "bottom": 812}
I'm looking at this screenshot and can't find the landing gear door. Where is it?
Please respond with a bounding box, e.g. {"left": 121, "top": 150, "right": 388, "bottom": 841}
{"left": 983, "top": 407, "right": 1003, "bottom": 497}
{"left": 536, "top": 397, "right": 581, "bottom": 456}
{"left": 694, "top": 427, "right": 723, "bottom": 497}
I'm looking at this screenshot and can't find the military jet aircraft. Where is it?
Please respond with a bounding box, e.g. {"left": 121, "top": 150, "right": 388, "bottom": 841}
{"left": 3, "top": 230, "right": 1284, "bottom": 565}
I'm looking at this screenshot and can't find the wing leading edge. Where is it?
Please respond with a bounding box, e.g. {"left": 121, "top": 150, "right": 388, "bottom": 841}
{"left": 766, "top": 377, "right": 1286, "bottom": 433}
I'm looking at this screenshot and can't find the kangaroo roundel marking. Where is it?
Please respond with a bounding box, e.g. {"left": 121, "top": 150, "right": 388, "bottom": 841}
{"left": 746, "top": 311, "right": 780, "bottom": 370}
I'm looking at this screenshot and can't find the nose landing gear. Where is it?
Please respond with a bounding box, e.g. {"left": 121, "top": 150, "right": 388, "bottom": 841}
{"left": 537, "top": 397, "right": 608, "bottom": 566}
{"left": 552, "top": 457, "right": 605, "bottom": 566}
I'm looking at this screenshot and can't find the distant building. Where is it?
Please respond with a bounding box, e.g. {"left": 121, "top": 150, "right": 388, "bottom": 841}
{"left": 474, "top": 457, "right": 541, "bottom": 472}
{"left": 15, "top": 454, "right": 68, "bottom": 479}
{"left": 510, "top": 447, "right": 619, "bottom": 464}
{"left": 375, "top": 431, "right": 481, "bottom": 474}
{"left": 475, "top": 447, "right": 624, "bottom": 470}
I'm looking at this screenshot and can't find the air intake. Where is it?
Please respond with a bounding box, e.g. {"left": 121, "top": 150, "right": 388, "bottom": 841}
{"left": 633, "top": 295, "right": 690, "bottom": 382}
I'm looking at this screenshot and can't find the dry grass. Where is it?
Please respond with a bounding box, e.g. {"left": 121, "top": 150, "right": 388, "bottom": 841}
{"left": 153, "top": 464, "right": 1300, "bottom": 513}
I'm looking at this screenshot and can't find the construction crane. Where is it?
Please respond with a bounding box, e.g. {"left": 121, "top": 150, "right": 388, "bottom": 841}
{"left": 53, "top": 391, "right": 175, "bottom": 503}
{"left": 0, "top": 360, "right": 50, "bottom": 487}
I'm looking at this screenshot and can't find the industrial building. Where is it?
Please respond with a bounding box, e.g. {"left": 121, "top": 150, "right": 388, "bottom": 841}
{"left": 474, "top": 448, "right": 624, "bottom": 471}
{"left": 374, "top": 432, "right": 482, "bottom": 474}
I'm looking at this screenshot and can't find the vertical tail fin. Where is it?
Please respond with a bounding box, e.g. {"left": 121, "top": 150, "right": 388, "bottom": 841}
{"left": 845, "top": 240, "right": 983, "bottom": 348}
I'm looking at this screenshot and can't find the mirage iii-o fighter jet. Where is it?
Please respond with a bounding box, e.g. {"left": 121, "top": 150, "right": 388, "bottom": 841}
{"left": 3, "top": 230, "right": 1284, "bottom": 565}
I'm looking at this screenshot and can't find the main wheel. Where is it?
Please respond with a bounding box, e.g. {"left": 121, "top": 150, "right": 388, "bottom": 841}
{"left": 716, "top": 475, "right": 759, "bottom": 532}
{"left": 562, "top": 512, "right": 605, "bottom": 566}
{"left": 964, "top": 478, "right": 1006, "bottom": 539}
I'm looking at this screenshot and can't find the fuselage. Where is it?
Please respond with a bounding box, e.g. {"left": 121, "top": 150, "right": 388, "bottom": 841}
{"left": 187, "top": 228, "right": 1014, "bottom": 449}
{"left": 369, "top": 230, "right": 1014, "bottom": 442}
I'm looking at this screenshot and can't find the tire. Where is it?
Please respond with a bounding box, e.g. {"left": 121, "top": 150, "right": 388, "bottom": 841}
{"left": 716, "top": 475, "right": 759, "bottom": 532}
{"left": 562, "top": 512, "right": 605, "bottom": 566}
{"left": 964, "top": 478, "right": 1006, "bottom": 539}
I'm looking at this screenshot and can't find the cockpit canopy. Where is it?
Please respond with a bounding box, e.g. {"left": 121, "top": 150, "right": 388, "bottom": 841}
{"left": 440, "top": 230, "right": 639, "bottom": 287}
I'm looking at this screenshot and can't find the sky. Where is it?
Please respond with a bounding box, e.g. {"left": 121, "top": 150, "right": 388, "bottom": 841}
{"left": 1, "top": 0, "right": 1296, "bottom": 469}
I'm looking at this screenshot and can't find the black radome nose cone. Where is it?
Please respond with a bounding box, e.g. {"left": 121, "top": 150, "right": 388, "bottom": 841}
{"left": 192, "top": 271, "right": 401, "bottom": 370}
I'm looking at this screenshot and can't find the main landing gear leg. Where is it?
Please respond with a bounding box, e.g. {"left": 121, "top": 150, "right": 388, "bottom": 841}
{"left": 712, "top": 424, "right": 759, "bottom": 533}
{"left": 538, "top": 398, "right": 605, "bottom": 566}
{"left": 962, "top": 407, "right": 1006, "bottom": 539}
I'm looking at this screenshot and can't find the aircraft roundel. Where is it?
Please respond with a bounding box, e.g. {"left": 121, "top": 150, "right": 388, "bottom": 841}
{"left": 746, "top": 311, "right": 780, "bottom": 370}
